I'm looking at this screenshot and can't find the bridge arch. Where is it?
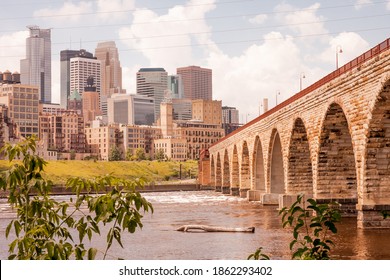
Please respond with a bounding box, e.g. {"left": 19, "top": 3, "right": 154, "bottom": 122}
{"left": 240, "top": 141, "right": 251, "bottom": 191}
{"left": 317, "top": 102, "right": 357, "bottom": 200}
{"left": 287, "top": 118, "right": 313, "bottom": 195}
{"left": 216, "top": 153, "right": 222, "bottom": 191}
{"left": 231, "top": 145, "right": 240, "bottom": 188}
{"left": 364, "top": 78, "right": 390, "bottom": 205}
{"left": 210, "top": 154, "right": 215, "bottom": 187}
{"left": 268, "top": 129, "right": 286, "bottom": 194}
{"left": 222, "top": 149, "right": 230, "bottom": 192}
{"left": 252, "top": 136, "right": 266, "bottom": 192}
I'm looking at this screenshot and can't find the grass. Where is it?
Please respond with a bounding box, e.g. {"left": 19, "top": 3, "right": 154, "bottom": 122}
{"left": 0, "top": 159, "right": 198, "bottom": 185}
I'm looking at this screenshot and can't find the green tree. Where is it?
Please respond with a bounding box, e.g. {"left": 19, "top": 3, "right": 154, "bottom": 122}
{"left": 70, "top": 149, "right": 76, "bottom": 160}
{"left": 109, "top": 145, "right": 122, "bottom": 161}
{"left": 0, "top": 137, "right": 153, "bottom": 260}
{"left": 134, "top": 148, "right": 146, "bottom": 161}
{"left": 155, "top": 148, "right": 166, "bottom": 161}
{"left": 279, "top": 195, "right": 341, "bottom": 260}
{"left": 125, "top": 149, "right": 133, "bottom": 161}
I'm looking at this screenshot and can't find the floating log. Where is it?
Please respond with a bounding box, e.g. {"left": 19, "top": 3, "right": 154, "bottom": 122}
{"left": 176, "top": 225, "right": 255, "bottom": 233}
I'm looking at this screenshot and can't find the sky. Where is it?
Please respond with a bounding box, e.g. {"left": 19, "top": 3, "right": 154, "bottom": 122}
{"left": 0, "top": 0, "right": 389, "bottom": 123}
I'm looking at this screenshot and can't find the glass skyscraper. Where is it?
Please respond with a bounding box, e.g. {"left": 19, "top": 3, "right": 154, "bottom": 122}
{"left": 20, "top": 26, "right": 52, "bottom": 103}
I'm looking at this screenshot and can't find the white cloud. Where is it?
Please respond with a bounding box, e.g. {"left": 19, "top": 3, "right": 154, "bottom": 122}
{"left": 319, "top": 32, "right": 370, "bottom": 67}
{"left": 0, "top": 31, "right": 28, "bottom": 72}
{"left": 206, "top": 33, "right": 306, "bottom": 121}
{"left": 275, "top": 3, "right": 327, "bottom": 37}
{"left": 249, "top": 14, "right": 268, "bottom": 25}
{"left": 355, "top": 0, "right": 372, "bottom": 10}
{"left": 33, "top": 1, "right": 93, "bottom": 22}
{"left": 96, "top": 0, "right": 135, "bottom": 21}
{"left": 119, "top": 0, "right": 217, "bottom": 74}
{"left": 387, "top": 0, "right": 390, "bottom": 10}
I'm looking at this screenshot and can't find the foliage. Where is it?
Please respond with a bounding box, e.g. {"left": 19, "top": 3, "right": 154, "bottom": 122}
{"left": 133, "top": 148, "right": 146, "bottom": 161}
{"left": 70, "top": 150, "right": 76, "bottom": 160}
{"left": 155, "top": 148, "right": 166, "bottom": 161}
{"left": 247, "top": 247, "right": 270, "bottom": 260}
{"left": 0, "top": 137, "right": 153, "bottom": 260}
{"left": 279, "top": 194, "right": 341, "bottom": 260}
{"left": 108, "top": 145, "right": 122, "bottom": 161}
{"left": 125, "top": 149, "right": 133, "bottom": 161}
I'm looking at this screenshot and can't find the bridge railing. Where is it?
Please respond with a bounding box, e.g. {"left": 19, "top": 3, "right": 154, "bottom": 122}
{"left": 211, "top": 37, "right": 390, "bottom": 147}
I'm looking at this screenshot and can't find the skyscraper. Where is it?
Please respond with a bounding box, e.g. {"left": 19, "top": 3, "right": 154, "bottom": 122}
{"left": 176, "top": 66, "right": 212, "bottom": 100}
{"left": 95, "top": 41, "right": 123, "bottom": 96}
{"left": 69, "top": 56, "right": 101, "bottom": 102}
{"left": 136, "top": 68, "right": 168, "bottom": 122}
{"left": 20, "top": 26, "right": 52, "bottom": 103}
{"left": 60, "top": 49, "right": 94, "bottom": 109}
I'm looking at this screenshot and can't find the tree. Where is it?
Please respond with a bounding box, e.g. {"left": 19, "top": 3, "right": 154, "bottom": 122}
{"left": 134, "top": 148, "right": 146, "bottom": 161}
{"left": 109, "top": 145, "right": 122, "bottom": 161}
{"left": 125, "top": 149, "right": 133, "bottom": 161}
{"left": 155, "top": 148, "right": 166, "bottom": 161}
{"left": 0, "top": 137, "right": 153, "bottom": 260}
{"left": 248, "top": 195, "right": 341, "bottom": 260}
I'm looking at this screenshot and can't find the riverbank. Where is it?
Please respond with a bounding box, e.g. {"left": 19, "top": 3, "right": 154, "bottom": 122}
{"left": 0, "top": 159, "right": 198, "bottom": 185}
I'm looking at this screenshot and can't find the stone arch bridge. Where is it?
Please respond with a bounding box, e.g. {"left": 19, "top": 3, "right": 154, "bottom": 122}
{"left": 204, "top": 38, "right": 390, "bottom": 228}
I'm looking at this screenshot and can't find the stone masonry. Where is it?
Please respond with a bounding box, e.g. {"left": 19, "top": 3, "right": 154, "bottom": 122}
{"left": 205, "top": 39, "right": 390, "bottom": 228}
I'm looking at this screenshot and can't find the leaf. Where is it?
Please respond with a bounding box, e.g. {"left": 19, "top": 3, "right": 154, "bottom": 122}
{"left": 88, "top": 248, "right": 97, "bottom": 260}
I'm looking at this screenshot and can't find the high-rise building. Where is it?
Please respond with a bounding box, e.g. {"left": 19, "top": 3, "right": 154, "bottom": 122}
{"left": 0, "top": 83, "right": 39, "bottom": 138}
{"left": 222, "top": 106, "right": 241, "bottom": 135}
{"left": 176, "top": 66, "right": 212, "bottom": 100}
{"left": 222, "top": 106, "right": 239, "bottom": 124}
{"left": 107, "top": 94, "right": 154, "bottom": 126}
{"left": 136, "top": 68, "right": 168, "bottom": 122}
{"left": 167, "top": 75, "right": 183, "bottom": 99}
{"left": 172, "top": 98, "right": 192, "bottom": 121}
{"left": 192, "top": 99, "right": 222, "bottom": 125}
{"left": 60, "top": 49, "right": 94, "bottom": 109}
{"left": 95, "top": 41, "right": 123, "bottom": 97}
{"left": 82, "top": 77, "right": 101, "bottom": 124}
{"left": 69, "top": 56, "right": 101, "bottom": 102}
{"left": 20, "top": 26, "right": 52, "bottom": 103}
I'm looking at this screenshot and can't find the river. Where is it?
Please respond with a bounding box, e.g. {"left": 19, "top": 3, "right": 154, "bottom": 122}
{"left": 1, "top": 190, "right": 390, "bottom": 260}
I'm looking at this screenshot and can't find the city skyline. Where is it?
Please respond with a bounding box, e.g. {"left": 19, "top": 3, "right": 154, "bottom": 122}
{"left": 1, "top": 0, "right": 390, "bottom": 122}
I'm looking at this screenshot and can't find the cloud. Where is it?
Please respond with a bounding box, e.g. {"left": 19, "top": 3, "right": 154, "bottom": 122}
{"left": 355, "top": 0, "right": 372, "bottom": 10}
{"left": 319, "top": 32, "right": 370, "bottom": 67}
{"left": 387, "top": 0, "right": 390, "bottom": 10}
{"left": 0, "top": 31, "right": 28, "bottom": 72}
{"left": 206, "top": 33, "right": 307, "bottom": 122}
{"left": 33, "top": 1, "right": 93, "bottom": 22}
{"left": 275, "top": 3, "right": 327, "bottom": 37}
{"left": 249, "top": 14, "right": 268, "bottom": 25}
{"left": 119, "top": 0, "right": 217, "bottom": 74}
{"left": 96, "top": 0, "right": 135, "bottom": 21}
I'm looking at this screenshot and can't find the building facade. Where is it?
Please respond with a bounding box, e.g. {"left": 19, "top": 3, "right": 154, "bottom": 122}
{"left": 121, "top": 125, "right": 162, "bottom": 158}
{"left": 136, "top": 68, "right": 168, "bottom": 122}
{"left": 192, "top": 99, "right": 222, "bottom": 125}
{"left": 38, "top": 111, "right": 86, "bottom": 153}
{"left": 20, "top": 26, "right": 51, "bottom": 103}
{"left": 0, "top": 83, "right": 39, "bottom": 138}
{"left": 176, "top": 66, "right": 212, "bottom": 100}
{"left": 60, "top": 49, "right": 94, "bottom": 109}
{"left": 69, "top": 56, "right": 101, "bottom": 102}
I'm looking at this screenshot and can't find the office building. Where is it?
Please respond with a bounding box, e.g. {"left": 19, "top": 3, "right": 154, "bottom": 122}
{"left": 176, "top": 66, "right": 212, "bottom": 100}
{"left": 60, "top": 49, "right": 94, "bottom": 109}
{"left": 107, "top": 94, "right": 154, "bottom": 126}
{"left": 82, "top": 77, "right": 101, "bottom": 124}
{"left": 136, "top": 68, "right": 168, "bottom": 122}
{"left": 95, "top": 41, "right": 123, "bottom": 96}
{"left": 121, "top": 125, "right": 162, "bottom": 158}
{"left": 69, "top": 56, "right": 101, "bottom": 102}
{"left": 0, "top": 83, "right": 39, "bottom": 138}
{"left": 222, "top": 106, "right": 241, "bottom": 135}
{"left": 168, "top": 75, "right": 183, "bottom": 99}
{"left": 192, "top": 99, "right": 222, "bottom": 125}
{"left": 172, "top": 98, "right": 192, "bottom": 121}
{"left": 20, "top": 26, "right": 52, "bottom": 103}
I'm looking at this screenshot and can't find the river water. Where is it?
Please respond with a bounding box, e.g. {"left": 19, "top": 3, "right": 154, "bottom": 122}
{"left": 1, "top": 190, "right": 390, "bottom": 260}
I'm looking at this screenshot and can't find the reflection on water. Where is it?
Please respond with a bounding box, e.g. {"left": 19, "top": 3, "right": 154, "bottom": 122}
{"left": 1, "top": 191, "right": 390, "bottom": 260}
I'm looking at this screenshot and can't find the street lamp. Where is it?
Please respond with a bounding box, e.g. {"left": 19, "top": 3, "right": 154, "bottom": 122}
{"left": 300, "top": 72, "right": 305, "bottom": 91}
{"left": 336, "top": 45, "right": 343, "bottom": 69}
